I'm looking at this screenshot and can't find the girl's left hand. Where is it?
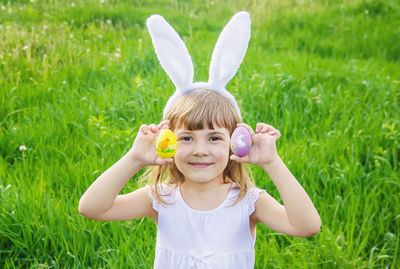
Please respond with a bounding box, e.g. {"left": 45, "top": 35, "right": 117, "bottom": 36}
{"left": 230, "top": 122, "right": 281, "bottom": 166}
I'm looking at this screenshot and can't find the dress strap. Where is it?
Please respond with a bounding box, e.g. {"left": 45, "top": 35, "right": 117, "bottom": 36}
{"left": 246, "top": 187, "right": 266, "bottom": 216}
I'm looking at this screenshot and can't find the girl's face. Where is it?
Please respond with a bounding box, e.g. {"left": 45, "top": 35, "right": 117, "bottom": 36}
{"left": 174, "top": 123, "right": 231, "bottom": 184}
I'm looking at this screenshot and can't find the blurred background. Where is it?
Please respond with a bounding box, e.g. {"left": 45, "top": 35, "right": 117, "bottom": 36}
{"left": 1, "top": 0, "right": 399, "bottom": 267}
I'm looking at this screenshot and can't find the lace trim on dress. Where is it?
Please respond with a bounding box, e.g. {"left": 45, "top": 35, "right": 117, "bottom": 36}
{"left": 147, "top": 184, "right": 175, "bottom": 212}
{"left": 147, "top": 185, "right": 160, "bottom": 212}
{"left": 247, "top": 187, "right": 266, "bottom": 216}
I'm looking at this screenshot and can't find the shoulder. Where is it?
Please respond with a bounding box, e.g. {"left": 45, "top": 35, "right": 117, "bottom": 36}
{"left": 246, "top": 186, "right": 267, "bottom": 216}
{"left": 227, "top": 184, "right": 266, "bottom": 215}
{"left": 127, "top": 186, "right": 157, "bottom": 218}
{"left": 147, "top": 183, "right": 177, "bottom": 211}
{"left": 147, "top": 183, "right": 176, "bottom": 198}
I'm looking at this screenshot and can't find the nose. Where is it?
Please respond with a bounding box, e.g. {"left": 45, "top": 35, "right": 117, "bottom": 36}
{"left": 192, "top": 140, "right": 208, "bottom": 156}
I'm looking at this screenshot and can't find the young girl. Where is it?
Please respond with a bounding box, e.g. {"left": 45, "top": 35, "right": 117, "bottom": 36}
{"left": 79, "top": 12, "right": 321, "bottom": 269}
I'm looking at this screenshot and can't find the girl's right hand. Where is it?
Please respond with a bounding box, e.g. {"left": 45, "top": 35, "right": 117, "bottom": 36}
{"left": 129, "top": 120, "right": 174, "bottom": 167}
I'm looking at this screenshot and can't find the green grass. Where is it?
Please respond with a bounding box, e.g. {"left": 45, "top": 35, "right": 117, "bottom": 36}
{"left": 1, "top": 0, "right": 399, "bottom": 267}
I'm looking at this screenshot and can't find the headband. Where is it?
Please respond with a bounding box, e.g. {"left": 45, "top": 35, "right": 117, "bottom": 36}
{"left": 146, "top": 11, "right": 251, "bottom": 119}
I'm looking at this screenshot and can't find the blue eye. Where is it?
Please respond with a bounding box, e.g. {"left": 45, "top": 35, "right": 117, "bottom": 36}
{"left": 182, "top": 136, "right": 192, "bottom": 141}
{"left": 210, "top": 136, "right": 221, "bottom": 141}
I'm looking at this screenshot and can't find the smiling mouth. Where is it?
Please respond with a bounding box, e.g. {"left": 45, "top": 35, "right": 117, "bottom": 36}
{"left": 189, "top": 162, "right": 212, "bottom": 168}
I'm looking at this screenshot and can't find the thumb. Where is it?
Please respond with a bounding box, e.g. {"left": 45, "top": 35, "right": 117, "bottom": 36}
{"left": 155, "top": 157, "right": 174, "bottom": 166}
{"left": 230, "top": 154, "right": 247, "bottom": 163}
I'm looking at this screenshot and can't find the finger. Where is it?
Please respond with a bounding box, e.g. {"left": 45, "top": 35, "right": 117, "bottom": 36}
{"left": 257, "top": 123, "right": 276, "bottom": 134}
{"left": 272, "top": 129, "right": 281, "bottom": 140}
{"left": 256, "top": 123, "right": 271, "bottom": 133}
{"left": 255, "top": 123, "right": 264, "bottom": 133}
{"left": 157, "top": 120, "right": 170, "bottom": 130}
{"left": 149, "top": 124, "right": 157, "bottom": 133}
{"left": 236, "top": 123, "right": 255, "bottom": 136}
{"left": 266, "top": 125, "right": 279, "bottom": 135}
{"left": 140, "top": 124, "right": 150, "bottom": 134}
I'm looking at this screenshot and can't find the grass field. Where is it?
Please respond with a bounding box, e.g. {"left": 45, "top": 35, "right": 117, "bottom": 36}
{"left": 1, "top": 0, "right": 399, "bottom": 268}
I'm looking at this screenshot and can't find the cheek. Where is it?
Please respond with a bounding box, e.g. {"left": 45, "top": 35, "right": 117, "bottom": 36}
{"left": 173, "top": 152, "right": 185, "bottom": 172}
{"left": 174, "top": 149, "right": 184, "bottom": 161}
{"left": 175, "top": 144, "right": 189, "bottom": 161}
{"left": 215, "top": 143, "right": 230, "bottom": 160}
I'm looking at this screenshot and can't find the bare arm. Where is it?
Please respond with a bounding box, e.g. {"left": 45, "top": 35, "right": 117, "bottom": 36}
{"left": 78, "top": 120, "right": 173, "bottom": 221}
{"left": 253, "top": 157, "right": 321, "bottom": 237}
{"left": 78, "top": 152, "right": 151, "bottom": 220}
{"left": 231, "top": 123, "right": 321, "bottom": 237}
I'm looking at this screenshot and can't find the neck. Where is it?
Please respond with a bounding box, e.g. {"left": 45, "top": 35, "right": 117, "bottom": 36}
{"left": 181, "top": 175, "right": 227, "bottom": 194}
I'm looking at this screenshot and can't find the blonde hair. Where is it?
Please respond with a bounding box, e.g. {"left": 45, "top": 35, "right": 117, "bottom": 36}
{"left": 147, "top": 89, "right": 254, "bottom": 205}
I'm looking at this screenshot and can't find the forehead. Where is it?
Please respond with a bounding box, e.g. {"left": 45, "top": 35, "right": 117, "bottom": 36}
{"left": 175, "top": 117, "right": 227, "bottom": 130}
{"left": 175, "top": 124, "right": 230, "bottom": 135}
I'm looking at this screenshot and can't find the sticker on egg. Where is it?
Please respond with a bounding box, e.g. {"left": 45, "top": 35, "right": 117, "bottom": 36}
{"left": 156, "top": 129, "right": 177, "bottom": 158}
{"left": 231, "top": 127, "right": 252, "bottom": 157}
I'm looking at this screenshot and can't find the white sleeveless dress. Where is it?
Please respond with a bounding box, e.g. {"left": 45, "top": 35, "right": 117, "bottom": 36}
{"left": 147, "top": 184, "right": 266, "bottom": 269}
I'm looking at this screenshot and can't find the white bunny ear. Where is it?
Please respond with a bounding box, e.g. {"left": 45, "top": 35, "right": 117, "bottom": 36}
{"left": 208, "top": 11, "right": 251, "bottom": 91}
{"left": 146, "top": 15, "right": 194, "bottom": 91}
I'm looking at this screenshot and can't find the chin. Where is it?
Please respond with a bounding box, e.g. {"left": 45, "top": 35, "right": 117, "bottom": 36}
{"left": 185, "top": 173, "right": 223, "bottom": 184}
{"left": 186, "top": 177, "right": 213, "bottom": 183}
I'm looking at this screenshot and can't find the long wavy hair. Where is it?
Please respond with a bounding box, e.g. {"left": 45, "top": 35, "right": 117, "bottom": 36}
{"left": 146, "top": 89, "right": 254, "bottom": 205}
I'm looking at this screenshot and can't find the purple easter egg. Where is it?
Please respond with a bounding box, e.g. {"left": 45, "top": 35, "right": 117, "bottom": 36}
{"left": 231, "top": 127, "right": 252, "bottom": 157}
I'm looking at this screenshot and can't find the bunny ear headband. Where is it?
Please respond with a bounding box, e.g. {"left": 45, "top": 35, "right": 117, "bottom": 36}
{"left": 146, "top": 11, "right": 251, "bottom": 119}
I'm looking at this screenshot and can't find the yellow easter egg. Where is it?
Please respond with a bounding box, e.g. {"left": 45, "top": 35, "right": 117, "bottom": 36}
{"left": 156, "top": 129, "right": 177, "bottom": 158}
